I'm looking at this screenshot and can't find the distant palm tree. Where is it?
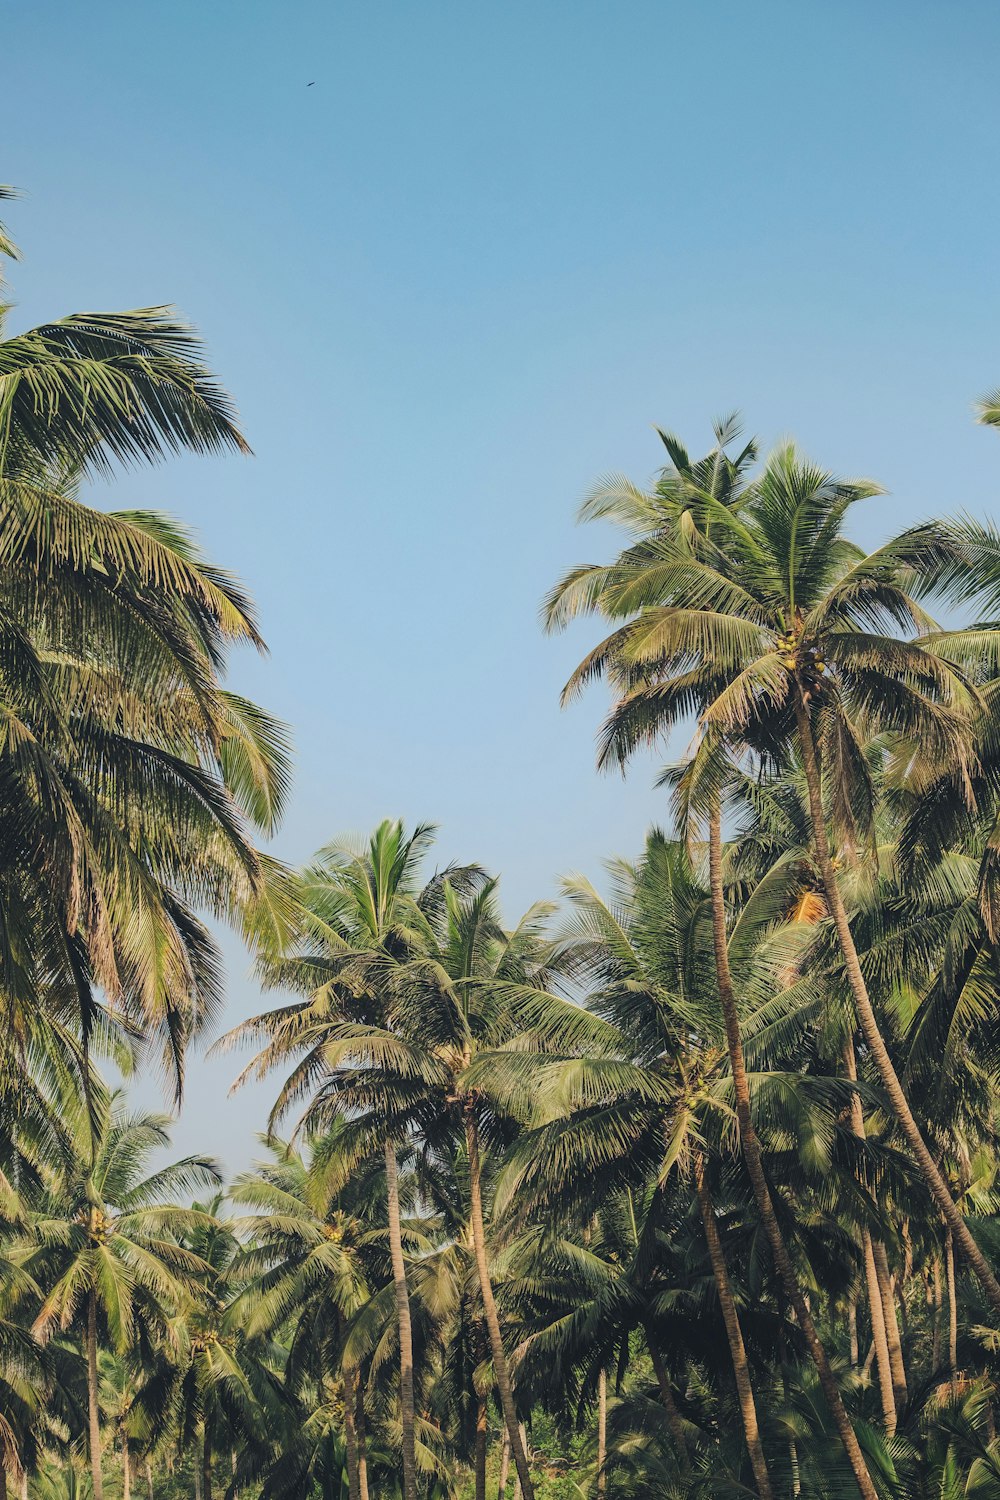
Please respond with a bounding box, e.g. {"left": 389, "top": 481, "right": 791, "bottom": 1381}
{"left": 228, "top": 820, "right": 462, "bottom": 1500}
{"left": 229, "top": 1135, "right": 376, "bottom": 1500}
{"left": 26, "top": 1096, "right": 221, "bottom": 1500}
{"left": 321, "top": 874, "right": 609, "bottom": 1500}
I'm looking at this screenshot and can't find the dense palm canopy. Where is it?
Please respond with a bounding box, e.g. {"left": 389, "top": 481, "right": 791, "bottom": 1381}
{"left": 12, "top": 181, "right": 1000, "bottom": 1500}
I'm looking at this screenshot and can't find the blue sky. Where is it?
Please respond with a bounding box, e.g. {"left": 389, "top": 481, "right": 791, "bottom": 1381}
{"left": 6, "top": 0, "right": 1000, "bottom": 1170}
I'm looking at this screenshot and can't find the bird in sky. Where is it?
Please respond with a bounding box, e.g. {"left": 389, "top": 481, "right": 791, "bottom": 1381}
{"left": 306, "top": 81, "right": 315, "bottom": 86}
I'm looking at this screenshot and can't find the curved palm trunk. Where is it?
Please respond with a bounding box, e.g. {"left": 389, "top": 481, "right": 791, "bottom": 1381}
{"left": 596, "top": 1369, "right": 607, "bottom": 1500}
{"left": 643, "top": 1324, "right": 691, "bottom": 1474}
{"left": 464, "top": 1111, "right": 535, "bottom": 1500}
{"left": 384, "top": 1139, "right": 418, "bottom": 1500}
{"left": 707, "top": 808, "right": 878, "bottom": 1500}
{"left": 87, "top": 1290, "right": 105, "bottom": 1500}
{"left": 794, "top": 696, "right": 1000, "bottom": 1316}
{"left": 693, "top": 1150, "right": 774, "bottom": 1499}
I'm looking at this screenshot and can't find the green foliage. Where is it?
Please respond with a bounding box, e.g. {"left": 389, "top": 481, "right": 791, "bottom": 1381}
{"left": 11, "top": 183, "right": 1000, "bottom": 1499}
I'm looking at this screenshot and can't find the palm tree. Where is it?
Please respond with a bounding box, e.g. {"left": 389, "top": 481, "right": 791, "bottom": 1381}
{"left": 228, "top": 1134, "right": 377, "bottom": 1500}
{"left": 226, "top": 820, "right": 459, "bottom": 1500}
{"left": 500, "top": 831, "right": 856, "bottom": 1495}
{"left": 0, "top": 188, "right": 292, "bottom": 1101}
{"left": 163, "top": 1195, "right": 287, "bottom": 1500}
{"left": 544, "top": 424, "right": 880, "bottom": 1499}
{"left": 25, "top": 1095, "right": 222, "bottom": 1500}
{"left": 378, "top": 876, "right": 611, "bottom": 1500}
{"left": 0, "top": 467, "right": 293, "bottom": 1096}
{"left": 0, "top": 190, "right": 248, "bottom": 477}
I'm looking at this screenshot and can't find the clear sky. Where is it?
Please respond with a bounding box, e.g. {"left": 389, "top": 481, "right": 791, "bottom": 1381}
{"left": 6, "top": 0, "right": 1000, "bottom": 1171}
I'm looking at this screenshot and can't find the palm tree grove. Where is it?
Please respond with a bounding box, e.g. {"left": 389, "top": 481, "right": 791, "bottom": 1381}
{"left": 10, "top": 54, "right": 1000, "bottom": 1496}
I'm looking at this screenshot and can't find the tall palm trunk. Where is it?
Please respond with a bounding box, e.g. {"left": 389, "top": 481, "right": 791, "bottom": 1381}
{"left": 202, "top": 1431, "right": 212, "bottom": 1500}
{"left": 475, "top": 1394, "right": 488, "bottom": 1500}
{"left": 87, "top": 1290, "right": 105, "bottom": 1500}
{"left": 464, "top": 1110, "right": 535, "bottom": 1500}
{"left": 384, "top": 1139, "right": 418, "bottom": 1500}
{"left": 356, "top": 1379, "right": 370, "bottom": 1500}
{"left": 842, "top": 1038, "right": 897, "bottom": 1431}
{"left": 872, "top": 1240, "right": 907, "bottom": 1413}
{"left": 946, "top": 1229, "right": 959, "bottom": 1397}
{"left": 848, "top": 1292, "right": 859, "bottom": 1367}
{"left": 513, "top": 1425, "right": 528, "bottom": 1500}
{"left": 644, "top": 1324, "right": 691, "bottom": 1474}
{"left": 932, "top": 1256, "right": 943, "bottom": 1370}
{"left": 863, "top": 1231, "right": 896, "bottom": 1431}
{"left": 596, "top": 1369, "right": 607, "bottom": 1500}
{"left": 693, "top": 1150, "right": 774, "bottom": 1499}
{"left": 497, "top": 1426, "right": 511, "bottom": 1499}
{"left": 340, "top": 1332, "right": 362, "bottom": 1500}
{"left": 794, "top": 695, "right": 1000, "bottom": 1316}
{"left": 146, "top": 1457, "right": 154, "bottom": 1500}
{"left": 123, "top": 1442, "right": 131, "bottom": 1500}
{"left": 707, "top": 807, "right": 878, "bottom": 1500}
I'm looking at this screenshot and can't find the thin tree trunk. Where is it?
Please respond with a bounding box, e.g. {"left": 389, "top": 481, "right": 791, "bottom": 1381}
{"left": 384, "top": 1139, "right": 418, "bottom": 1500}
{"left": 87, "top": 1291, "right": 105, "bottom": 1500}
{"left": 341, "top": 1343, "right": 362, "bottom": 1500}
{"left": 596, "top": 1369, "right": 607, "bottom": 1500}
{"left": 644, "top": 1325, "right": 692, "bottom": 1475}
{"left": 123, "top": 1442, "right": 131, "bottom": 1500}
{"left": 475, "top": 1394, "right": 488, "bottom": 1500}
{"left": 872, "top": 1240, "right": 907, "bottom": 1414}
{"left": 464, "top": 1110, "right": 535, "bottom": 1500}
{"left": 946, "top": 1229, "right": 959, "bottom": 1397}
{"left": 693, "top": 1150, "right": 774, "bottom": 1499}
{"left": 145, "top": 1457, "right": 154, "bottom": 1500}
{"left": 848, "top": 1293, "right": 859, "bottom": 1368}
{"left": 193, "top": 1459, "right": 202, "bottom": 1500}
{"left": 863, "top": 1231, "right": 896, "bottom": 1432}
{"left": 707, "top": 807, "right": 878, "bottom": 1500}
{"left": 497, "top": 1426, "right": 511, "bottom": 1500}
{"left": 202, "top": 1431, "right": 212, "bottom": 1500}
{"left": 356, "top": 1379, "right": 370, "bottom": 1500}
{"left": 514, "top": 1425, "right": 527, "bottom": 1500}
{"left": 794, "top": 695, "right": 1000, "bottom": 1317}
{"left": 932, "top": 1256, "right": 943, "bottom": 1371}
{"left": 842, "top": 1038, "right": 896, "bottom": 1431}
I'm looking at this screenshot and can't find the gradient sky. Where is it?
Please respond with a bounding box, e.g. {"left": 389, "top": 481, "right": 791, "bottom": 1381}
{"left": 6, "top": 0, "right": 1000, "bottom": 1171}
